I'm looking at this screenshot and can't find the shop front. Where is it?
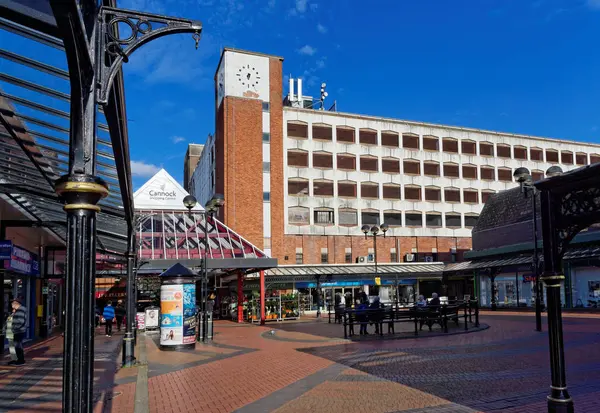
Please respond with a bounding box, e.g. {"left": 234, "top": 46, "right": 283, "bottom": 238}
{"left": 570, "top": 266, "right": 600, "bottom": 308}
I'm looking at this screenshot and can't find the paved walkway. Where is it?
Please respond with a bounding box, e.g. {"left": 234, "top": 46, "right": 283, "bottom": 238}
{"left": 3, "top": 313, "right": 600, "bottom": 412}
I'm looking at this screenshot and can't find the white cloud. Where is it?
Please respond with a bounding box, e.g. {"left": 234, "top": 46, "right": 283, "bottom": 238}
{"left": 171, "top": 136, "right": 186, "bottom": 144}
{"left": 298, "top": 45, "right": 316, "bottom": 56}
{"left": 588, "top": 0, "right": 600, "bottom": 9}
{"left": 316, "top": 59, "right": 326, "bottom": 69}
{"left": 296, "top": 0, "right": 308, "bottom": 13}
{"left": 317, "top": 23, "right": 327, "bottom": 34}
{"left": 268, "top": 0, "right": 276, "bottom": 8}
{"left": 131, "top": 161, "right": 161, "bottom": 177}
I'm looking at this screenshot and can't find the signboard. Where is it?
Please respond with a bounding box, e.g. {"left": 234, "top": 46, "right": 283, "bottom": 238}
{"left": 2, "top": 242, "right": 40, "bottom": 276}
{"left": 297, "top": 279, "right": 417, "bottom": 288}
{"left": 133, "top": 169, "right": 204, "bottom": 211}
{"left": 522, "top": 274, "right": 536, "bottom": 283}
{"left": 42, "top": 286, "right": 49, "bottom": 295}
{"left": 136, "top": 312, "right": 146, "bottom": 330}
{"left": 145, "top": 307, "right": 160, "bottom": 329}
{"left": 160, "top": 284, "right": 184, "bottom": 346}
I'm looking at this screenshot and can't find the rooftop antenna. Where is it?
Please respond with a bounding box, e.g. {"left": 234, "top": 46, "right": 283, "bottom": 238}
{"left": 320, "top": 82, "right": 328, "bottom": 110}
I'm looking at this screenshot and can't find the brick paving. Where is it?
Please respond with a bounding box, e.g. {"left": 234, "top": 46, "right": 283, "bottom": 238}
{"left": 3, "top": 313, "right": 600, "bottom": 412}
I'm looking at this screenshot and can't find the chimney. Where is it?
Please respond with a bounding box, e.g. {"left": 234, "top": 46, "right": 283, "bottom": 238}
{"left": 297, "top": 78, "right": 303, "bottom": 107}
{"left": 288, "top": 77, "right": 294, "bottom": 101}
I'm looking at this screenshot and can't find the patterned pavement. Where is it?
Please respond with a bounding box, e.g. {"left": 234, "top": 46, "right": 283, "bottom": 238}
{"left": 2, "top": 313, "right": 600, "bottom": 412}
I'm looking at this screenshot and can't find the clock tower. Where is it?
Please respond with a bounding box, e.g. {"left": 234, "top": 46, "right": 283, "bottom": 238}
{"left": 213, "top": 48, "right": 284, "bottom": 259}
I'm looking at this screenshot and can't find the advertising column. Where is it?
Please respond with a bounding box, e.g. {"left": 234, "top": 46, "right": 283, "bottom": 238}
{"left": 160, "top": 281, "right": 197, "bottom": 349}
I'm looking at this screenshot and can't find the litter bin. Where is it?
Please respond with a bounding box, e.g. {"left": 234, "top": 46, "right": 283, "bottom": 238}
{"left": 159, "top": 263, "right": 198, "bottom": 350}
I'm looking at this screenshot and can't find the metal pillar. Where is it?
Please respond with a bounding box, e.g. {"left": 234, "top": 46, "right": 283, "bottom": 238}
{"left": 316, "top": 276, "right": 321, "bottom": 318}
{"left": 122, "top": 233, "right": 135, "bottom": 367}
{"left": 539, "top": 190, "right": 573, "bottom": 413}
{"left": 259, "top": 270, "right": 265, "bottom": 325}
{"left": 237, "top": 273, "right": 244, "bottom": 323}
{"left": 490, "top": 274, "right": 497, "bottom": 311}
{"left": 532, "top": 190, "right": 543, "bottom": 332}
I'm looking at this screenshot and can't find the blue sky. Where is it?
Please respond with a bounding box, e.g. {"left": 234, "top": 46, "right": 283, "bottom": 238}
{"left": 2, "top": 0, "right": 600, "bottom": 190}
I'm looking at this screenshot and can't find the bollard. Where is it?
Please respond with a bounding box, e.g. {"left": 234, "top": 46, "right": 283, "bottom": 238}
{"left": 197, "top": 312, "right": 205, "bottom": 342}
{"left": 206, "top": 312, "right": 213, "bottom": 341}
{"left": 343, "top": 312, "right": 347, "bottom": 339}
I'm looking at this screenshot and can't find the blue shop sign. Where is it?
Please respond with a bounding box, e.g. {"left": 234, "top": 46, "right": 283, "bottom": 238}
{"left": 2, "top": 242, "right": 40, "bottom": 276}
{"left": 0, "top": 240, "right": 13, "bottom": 260}
{"left": 298, "top": 279, "right": 417, "bottom": 288}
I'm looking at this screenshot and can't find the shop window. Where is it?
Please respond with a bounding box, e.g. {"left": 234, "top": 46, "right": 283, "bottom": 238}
{"left": 445, "top": 213, "right": 461, "bottom": 228}
{"left": 337, "top": 153, "right": 356, "bottom": 170}
{"left": 444, "top": 188, "right": 460, "bottom": 203}
{"left": 530, "top": 147, "right": 543, "bottom": 161}
{"left": 314, "top": 208, "right": 334, "bottom": 225}
{"left": 426, "top": 213, "right": 442, "bottom": 228}
{"left": 296, "top": 251, "right": 303, "bottom": 264}
{"left": 287, "top": 121, "right": 308, "bottom": 139}
{"left": 404, "top": 185, "right": 422, "bottom": 201}
{"left": 423, "top": 161, "right": 440, "bottom": 177}
{"left": 313, "top": 152, "right": 333, "bottom": 169}
{"left": 442, "top": 137, "right": 459, "bottom": 153}
{"left": 462, "top": 164, "right": 477, "bottom": 179}
{"left": 532, "top": 170, "right": 544, "bottom": 181}
{"left": 576, "top": 152, "right": 588, "bottom": 165}
{"left": 382, "top": 184, "right": 401, "bottom": 200}
{"left": 423, "top": 135, "right": 439, "bottom": 151}
{"left": 480, "top": 166, "right": 495, "bottom": 180}
{"left": 482, "top": 190, "right": 496, "bottom": 203}
{"left": 382, "top": 157, "right": 400, "bottom": 174}
{"left": 461, "top": 140, "right": 476, "bottom": 155}
{"left": 443, "top": 162, "right": 459, "bottom": 178}
{"left": 381, "top": 131, "right": 399, "bottom": 147}
{"left": 402, "top": 133, "right": 419, "bottom": 150}
{"left": 497, "top": 144, "right": 511, "bottom": 159}
{"left": 425, "top": 186, "right": 441, "bottom": 202}
{"left": 591, "top": 154, "right": 600, "bottom": 164}
{"left": 561, "top": 151, "right": 573, "bottom": 165}
{"left": 339, "top": 209, "right": 358, "bottom": 226}
{"left": 384, "top": 211, "right": 402, "bottom": 226}
{"left": 288, "top": 178, "right": 309, "bottom": 196}
{"left": 313, "top": 179, "right": 334, "bottom": 197}
{"left": 361, "top": 182, "right": 379, "bottom": 199}
{"left": 336, "top": 126, "right": 355, "bottom": 143}
{"left": 288, "top": 207, "right": 309, "bottom": 225}
{"left": 514, "top": 146, "right": 527, "bottom": 160}
{"left": 479, "top": 141, "right": 494, "bottom": 157}
{"left": 405, "top": 212, "right": 423, "bottom": 227}
{"left": 361, "top": 210, "right": 380, "bottom": 225}
{"left": 403, "top": 159, "right": 420, "bottom": 175}
{"left": 360, "top": 156, "right": 378, "bottom": 172}
{"left": 338, "top": 181, "right": 357, "bottom": 198}
{"left": 546, "top": 149, "right": 559, "bottom": 163}
{"left": 359, "top": 128, "right": 377, "bottom": 145}
{"left": 287, "top": 150, "right": 308, "bottom": 167}
{"left": 463, "top": 189, "right": 479, "bottom": 204}
{"left": 498, "top": 167, "right": 512, "bottom": 182}
{"left": 313, "top": 123, "right": 332, "bottom": 141}
{"left": 465, "top": 214, "right": 479, "bottom": 228}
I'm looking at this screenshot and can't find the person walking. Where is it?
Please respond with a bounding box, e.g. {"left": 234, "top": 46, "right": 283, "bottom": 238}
{"left": 115, "top": 300, "right": 126, "bottom": 332}
{"left": 103, "top": 301, "right": 115, "bottom": 337}
{"left": 2, "top": 298, "right": 28, "bottom": 365}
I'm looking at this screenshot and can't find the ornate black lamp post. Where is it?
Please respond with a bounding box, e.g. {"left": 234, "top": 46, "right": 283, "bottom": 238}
{"left": 48, "top": 1, "right": 202, "bottom": 411}
{"left": 362, "top": 223, "right": 389, "bottom": 298}
{"left": 513, "top": 166, "right": 544, "bottom": 332}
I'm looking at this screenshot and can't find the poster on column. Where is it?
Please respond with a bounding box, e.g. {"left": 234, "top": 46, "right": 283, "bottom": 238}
{"left": 182, "top": 284, "right": 197, "bottom": 344}
{"left": 160, "top": 284, "right": 184, "bottom": 346}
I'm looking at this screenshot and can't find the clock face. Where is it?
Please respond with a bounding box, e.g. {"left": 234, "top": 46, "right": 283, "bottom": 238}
{"left": 236, "top": 64, "right": 261, "bottom": 90}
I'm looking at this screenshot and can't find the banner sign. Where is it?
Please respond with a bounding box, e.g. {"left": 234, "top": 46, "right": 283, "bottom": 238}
{"left": 2, "top": 242, "right": 40, "bottom": 276}
{"left": 160, "top": 285, "right": 185, "bottom": 346}
{"left": 182, "top": 284, "right": 197, "bottom": 344}
{"left": 522, "top": 273, "right": 536, "bottom": 283}
{"left": 145, "top": 307, "right": 160, "bottom": 329}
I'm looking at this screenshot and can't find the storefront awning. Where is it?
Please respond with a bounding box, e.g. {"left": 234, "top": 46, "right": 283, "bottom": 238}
{"left": 264, "top": 263, "right": 444, "bottom": 278}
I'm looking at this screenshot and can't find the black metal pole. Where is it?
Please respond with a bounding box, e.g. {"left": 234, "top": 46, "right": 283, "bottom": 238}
{"left": 539, "top": 190, "right": 573, "bottom": 413}
{"left": 0, "top": 223, "right": 5, "bottom": 346}
{"left": 316, "top": 276, "right": 321, "bottom": 318}
{"left": 490, "top": 273, "right": 497, "bottom": 311}
{"left": 373, "top": 234, "right": 378, "bottom": 276}
{"left": 122, "top": 231, "right": 135, "bottom": 366}
{"left": 202, "top": 212, "right": 209, "bottom": 340}
{"left": 532, "top": 190, "right": 542, "bottom": 332}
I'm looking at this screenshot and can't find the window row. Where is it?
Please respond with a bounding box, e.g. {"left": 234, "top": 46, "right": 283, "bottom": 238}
{"left": 288, "top": 179, "right": 495, "bottom": 203}
{"left": 287, "top": 122, "right": 599, "bottom": 165}
{"left": 288, "top": 151, "right": 568, "bottom": 180}
{"left": 288, "top": 207, "right": 479, "bottom": 228}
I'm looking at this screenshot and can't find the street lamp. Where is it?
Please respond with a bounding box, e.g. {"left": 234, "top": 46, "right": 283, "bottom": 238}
{"left": 514, "top": 166, "right": 544, "bottom": 332}
{"left": 362, "top": 223, "right": 389, "bottom": 300}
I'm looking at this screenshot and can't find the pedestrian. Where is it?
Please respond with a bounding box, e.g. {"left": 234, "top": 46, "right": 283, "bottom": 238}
{"left": 2, "top": 297, "right": 28, "bottom": 365}
{"left": 357, "top": 299, "right": 369, "bottom": 335}
{"left": 416, "top": 295, "right": 427, "bottom": 307}
{"left": 429, "top": 292, "right": 441, "bottom": 307}
{"left": 103, "top": 301, "right": 115, "bottom": 337}
{"left": 115, "top": 300, "right": 126, "bottom": 332}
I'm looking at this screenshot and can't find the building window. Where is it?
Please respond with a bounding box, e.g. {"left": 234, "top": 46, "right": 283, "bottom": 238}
{"left": 313, "top": 152, "right": 333, "bottom": 169}
{"left": 479, "top": 142, "right": 494, "bottom": 157}
{"left": 462, "top": 164, "right": 477, "bottom": 179}
{"left": 546, "top": 149, "right": 559, "bottom": 163}
{"left": 262, "top": 132, "right": 270, "bottom": 143}
{"left": 359, "top": 128, "right": 378, "bottom": 145}
{"left": 482, "top": 190, "right": 496, "bottom": 203}
{"left": 514, "top": 146, "right": 527, "bottom": 160}
{"left": 287, "top": 121, "right": 308, "bottom": 139}
{"left": 497, "top": 144, "right": 511, "bottom": 158}
{"left": 345, "top": 251, "right": 352, "bottom": 263}
{"left": 313, "top": 123, "right": 332, "bottom": 141}
{"left": 288, "top": 178, "right": 309, "bottom": 196}
{"left": 360, "top": 156, "right": 378, "bottom": 172}
{"left": 382, "top": 184, "right": 401, "bottom": 200}
{"left": 313, "top": 179, "right": 334, "bottom": 197}
{"left": 361, "top": 211, "right": 380, "bottom": 225}
{"left": 403, "top": 159, "right": 420, "bottom": 175}
{"left": 262, "top": 102, "right": 270, "bottom": 111}
{"left": 288, "top": 206, "right": 309, "bottom": 224}
{"left": 287, "top": 150, "right": 308, "bottom": 167}
{"left": 424, "top": 186, "right": 441, "bottom": 202}
{"left": 263, "top": 162, "right": 270, "bottom": 173}
{"left": 321, "top": 250, "right": 329, "bottom": 264}
{"left": 336, "top": 126, "right": 355, "bottom": 143}
{"left": 384, "top": 211, "right": 402, "bottom": 226}
{"left": 530, "top": 147, "right": 543, "bottom": 161}
{"left": 390, "top": 249, "right": 398, "bottom": 263}
{"left": 263, "top": 192, "right": 270, "bottom": 201}
{"left": 465, "top": 214, "right": 479, "bottom": 228}
{"left": 339, "top": 209, "right": 358, "bottom": 226}
{"left": 445, "top": 213, "right": 461, "bottom": 228}
{"left": 314, "top": 208, "right": 334, "bottom": 225}
{"left": 532, "top": 170, "right": 544, "bottom": 181}
{"left": 426, "top": 213, "right": 442, "bottom": 228}
{"left": 444, "top": 188, "right": 461, "bottom": 203}
{"left": 338, "top": 181, "right": 357, "bottom": 198}
{"left": 480, "top": 166, "right": 495, "bottom": 180}
{"left": 423, "top": 161, "right": 440, "bottom": 177}
{"left": 296, "top": 251, "right": 303, "bottom": 264}
{"left": 402, "top": 133, "right": 420, "bottom": 150}
{"left": 576, "top": 152, "right": 588, "bottom": 165}
{"left": 404, "top": 185, "right": 422, "bottom": 201}
{"left": 443, "top": 163, "right": 459, "bottom": 178}
{"left": 461, "top": 140, "right": 476, "bottom": 155}
{"left": 591, "top": 154, "right": 600, "bottom": 164}
{"left": 463, "top": 189, "right": 479, "bottom": 204}
{"left": 382, "top": 157, "right": 400, "bottom": 174}
{"left": 337, "top": 153, "right": 356, "bottom": 170}
{"left": 498, "top": 168, "right": 512, "bottom": 182}
{"left": 442, "top": 138, "right": 459, "bottom": 153}
{"left": 561, "top": 151, "right": 574, "bottom": 165}
{"left": 423, "top": 135, "right": 439, "bottom": 151}
{"left": 381, "top": 131, "right": 399, "bottom": 147}
{"left": 405, "top": 212, "right": 423, "bottom": 227}
{"left": 361, "top": 182, "right": 379, "bottom": 199}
